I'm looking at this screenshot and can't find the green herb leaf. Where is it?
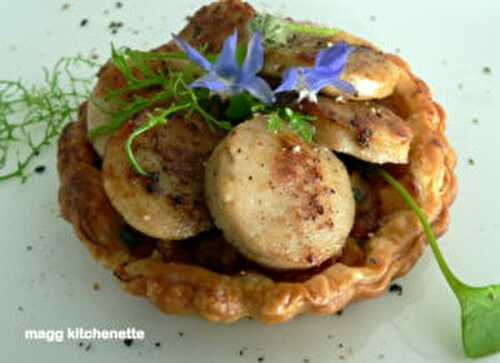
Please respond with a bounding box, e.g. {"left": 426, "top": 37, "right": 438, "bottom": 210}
{"left": 262, "top": 106, "right": 315, "bottom": 142}
{"left": 285, "top": 107, "right": 315, "bottom": 142}
{"left": 223, "top": 93, "right": 258, "bottom": 121}
{"left": 461, "top": 286, "right": 500, "bottom": 357}
{"left": 378, "top": 168, "right": 500, "bottom": 358}
{"left": 249, "top": 13, "right": 340, "bottom": 47}
{"left": 235, "top": 43, "right": 248, "bottom": 65}
{"left": 266, "top": 112, "right": 284, "bottom": 133}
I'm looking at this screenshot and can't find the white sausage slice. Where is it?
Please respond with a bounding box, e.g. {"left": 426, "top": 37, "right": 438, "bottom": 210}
{"left": 103, "top": 111, "right": 224, "bottom": 240}
{"left": 205, "top": 115, "right": 355, "bottom": 270}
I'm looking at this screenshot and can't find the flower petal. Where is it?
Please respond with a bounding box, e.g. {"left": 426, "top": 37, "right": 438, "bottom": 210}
{"left": 274, "top": 67, "right": 300, "bottom": 94}
{"left": 172, "top": 34, "right": 212, "bottom": 71}
{"left": 242, "top": 31, "right": 264, "bottom": 75}
{"left": 315, "top": 41, "right": 352, "bottom": 72}
{"left": 241, "top": 76, "right": 276, "bottom": 104}
{"left": 189, "top": 72, "right": 228, "bottom": 91}
{"left": 326, "top": 78, "right": 357, "bottom": 94}
{"left": 305, "top": 69, "right": 356, "bottom": 94}
{"left": 214, "top": 30, "right": 239, "bottom": 76}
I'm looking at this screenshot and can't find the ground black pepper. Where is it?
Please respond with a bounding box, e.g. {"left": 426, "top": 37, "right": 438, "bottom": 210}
{"left": 258, "top": 357, "right": 265, "bottom": 362}
{"left": 336, "top": 309, "right": 343, "bottom": 316}
{"left": 483, "top": 66, "right": 492, "bottom": 75}
{"left": 80, "top": 18, "right": 89, "bottom": 27}
{"left": 468, "top": 158, "right": 475, "bottom": 166}
{"left": 115, "top": 1, "right": 123, "bottom": 8}
{"left": 123, "top": 338, "right": 134, "bottom": 346}
{"left": 472, "top": 118, "right": 479, "bottom": 124}
{"left": 389, "top": 283, "right": 403, "bottom": 295}
{"left": 109, "top": 21, "right": 124, "bottom": 35}
{"left": 34, "top": 165, "right": 46, "bottom": 173}
{"left": 155, "top": 342, "right": 161, "bottom": 348}
{"left": 26, "top": 245, "right": 33, "bottom": 251}
{"left": 178, "top": 331, "right": 184, "bottom": 337}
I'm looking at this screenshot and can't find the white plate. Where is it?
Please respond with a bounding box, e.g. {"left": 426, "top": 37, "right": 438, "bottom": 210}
{"left": 1, "top": 1, "right": 499, "bottom": 362}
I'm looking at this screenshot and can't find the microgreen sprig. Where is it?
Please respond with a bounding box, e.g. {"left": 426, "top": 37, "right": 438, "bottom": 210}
{"left": 89, "top": 45, "right": 233, "bottom": 140}
{"left": 252, "top": 103, "right": 316, "bottom": 142}
{"left": 125, "top": 103, "right": 190, "bottom": 177}
{"left": 0, "top": 56, "right": 98, "bottom": 183}
{"left": 379, "top": 168, "right": 500, "bottom": 358}
{"left": 249, "top": 13, "right": 340, "bottom": 47}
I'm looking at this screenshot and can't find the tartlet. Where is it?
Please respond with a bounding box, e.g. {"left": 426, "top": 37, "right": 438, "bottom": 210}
{"left": 58, "top": 0, "right": 456, "bottom": 323}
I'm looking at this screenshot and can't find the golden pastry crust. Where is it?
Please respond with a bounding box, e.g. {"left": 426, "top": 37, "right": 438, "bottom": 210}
{"left": 58, "top": 0, "right": 457, "bottom": 323}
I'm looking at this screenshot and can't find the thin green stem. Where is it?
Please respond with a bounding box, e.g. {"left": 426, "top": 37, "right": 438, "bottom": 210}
{"left": 377, "top": 168, "right": 466, "bottom": 296}
{"left": 286, "top": 22, "right": 340, "bottom": 37}
{"left": 125, "top": 103, "right": 190, "bottom": 177}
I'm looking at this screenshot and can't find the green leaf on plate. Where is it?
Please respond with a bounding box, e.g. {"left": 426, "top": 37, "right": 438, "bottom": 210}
{"left": 378, "top": 168, "right": 500, "bottom": 359}
{"left": 460, "top": 285, "right": 500, "bottom": 358}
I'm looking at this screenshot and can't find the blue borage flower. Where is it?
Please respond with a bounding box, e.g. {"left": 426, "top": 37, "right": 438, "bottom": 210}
{"left": 173, "top": 30, "right": 275, "bottom": 104}
{"left": 274, "top": 41, "right": 356, "bottom": 103}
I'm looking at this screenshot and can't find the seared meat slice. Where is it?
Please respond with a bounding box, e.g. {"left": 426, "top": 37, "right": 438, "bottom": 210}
{"left": 300, "top": 96, "right": 413, "bottom": 164}
{"left": 205, "top": 115, "right": 355, "bottom": 270}
{"left": 103, "top": 111, "right": 225, "bottom": 240}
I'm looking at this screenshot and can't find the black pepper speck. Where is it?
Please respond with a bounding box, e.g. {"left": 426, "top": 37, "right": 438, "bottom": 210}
{"left": 80, "top": 18, "right": 89, "bottom": 27}
{"left": 123, "top": 338, "right": 134, "bottom": 347}
{"left": 34, "top": 165, "right": 46, "bottom": 174}
{"left": 389, "top": 283, "right": 403, "bottom": 296}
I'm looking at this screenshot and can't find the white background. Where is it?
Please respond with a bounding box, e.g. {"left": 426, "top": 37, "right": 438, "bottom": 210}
{"left": 0, "top": 1, "right": 499, "bottom": 362}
